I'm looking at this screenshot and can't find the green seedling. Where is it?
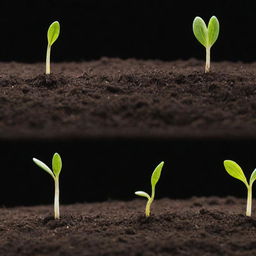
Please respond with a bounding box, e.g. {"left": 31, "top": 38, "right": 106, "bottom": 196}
{"left": 135, "top": 161, "right": 164, "bottom": 217}
{"left": 224, "top": 160, "right": 256, "bottom": 217}
{"left": 33, "top": 153, "right": 62, "bottom": 219}
{"left": 193, "top": 16, "right": 219, "bottom": 73}
{"left": 46, "top": 21, "right": 60, "bottom": 75}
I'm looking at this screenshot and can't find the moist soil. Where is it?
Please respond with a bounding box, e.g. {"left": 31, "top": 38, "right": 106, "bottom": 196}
{"left": 1, "top": 58, "right": 256, "bottom": 140}
{"left": 1, "top": 197, "right": 256, "bottom": 256}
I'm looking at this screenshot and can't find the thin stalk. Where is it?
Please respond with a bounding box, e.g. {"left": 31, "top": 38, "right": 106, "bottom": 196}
{"left": 145, "top": 198, "right": 153, "bottom": 217}
{"left": 145, "top": 187, "right": 156, "bottom": 217}
{"left": 205, "top": 47, "right": 211, "bottom": 73}
{"left": 54, "top": 177, "right": 60, "bottom": 219}
{"left": 246, "top": 186, "right": 252, "bottom": 217}
{"left": 46, "top": 44, "right": 51, "bottom": 75}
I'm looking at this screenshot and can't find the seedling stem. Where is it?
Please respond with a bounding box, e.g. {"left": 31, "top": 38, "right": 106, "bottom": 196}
{"left": 206, "top": 47, "right": 211, "bottom": 73}
{"left": 54, "top": 177, "right": 60, "bottom": 219}
{"left": 246, "top": 186, "right": 252, "bottom": 217}
{"left": 145, "top": 189, "right": 155, "bottom": 217}
{"left": 46, "top": 45, "right": 51, "bottom": 75}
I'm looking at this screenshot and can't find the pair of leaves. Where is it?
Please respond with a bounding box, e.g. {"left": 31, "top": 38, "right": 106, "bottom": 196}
{"left": 193, "top": 16, "right": 219, "bottom": 48}
{"left": 48, "top": 21, "right": 60, "bottom": 47}
{"left": 224, "top": 160, "right": 256, "bottom": 187}
{"left": 135, "top": 161, "right": 164, "bottom": 199}
{"left": 33, "top": 153, "right": 62, "bottom": 179}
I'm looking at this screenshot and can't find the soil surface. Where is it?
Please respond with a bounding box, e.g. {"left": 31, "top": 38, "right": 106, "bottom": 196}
{"left": 1, "top": 197, "right": 256, "bottom": 256}
{"left": 1, "top": 58, "right": 256, "bottom": 139}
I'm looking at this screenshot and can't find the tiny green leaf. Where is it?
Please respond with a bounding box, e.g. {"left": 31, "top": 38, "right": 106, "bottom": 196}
{"left": 47, "top": 21, "right": 60, "bottom": 46}
{"left": 151, "top": 161, "right": 164, "bottom": 188}
{"left": 249, "top": 168, "right": 256, "bottom": 186}
{"left": 52, "top": 153, "right": 62, "bottom": 177}
{"left": 193, "top": 16, "right": 219, "bottom": 48}
{"left": 224, "top": 160, "right": 248, "bottom": 187}
{"left": 33, "top": 158, "right": 55, "bottom": 179}
{"left": 208, "top": 16, "right": 219, "bottom": 47}
{"left": 193, "top": 17, "right": 208, "bottom": 47}
{"left": 135, "top": 191, "right": 151, "bottom": 200}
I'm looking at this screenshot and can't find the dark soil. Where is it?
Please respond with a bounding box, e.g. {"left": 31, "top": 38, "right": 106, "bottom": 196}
{"left": 1, "top": 58, "right": 256, "bottom": 139}
{"left": 1, "top": 197, "right": 256, "bottom": 256}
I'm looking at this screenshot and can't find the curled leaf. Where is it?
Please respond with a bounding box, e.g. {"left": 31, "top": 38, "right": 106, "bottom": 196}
{"left": 33, "top": 158, "right": 55, "bottom": 179}
{"left": 135, "top": 191, "right": 151, "bottom": 200}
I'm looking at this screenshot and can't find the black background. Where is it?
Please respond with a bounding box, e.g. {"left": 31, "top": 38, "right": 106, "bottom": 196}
{"left": 1, "top": 0, "right": 256, "bottom": 206}
{"left": 1, "top": 137, "right": 256, "bottom": 206}
{"left": 0, "top": 0, "right": 255, "bottom": 62}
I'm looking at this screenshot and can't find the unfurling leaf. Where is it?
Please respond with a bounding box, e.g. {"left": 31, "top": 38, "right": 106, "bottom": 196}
{"left": 33, "top": 158, "right": 54, "bottom": 179}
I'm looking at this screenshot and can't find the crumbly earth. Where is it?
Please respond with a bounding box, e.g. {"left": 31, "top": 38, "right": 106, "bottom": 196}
{"left": 1, "top": 198, "right": 256, "bottom": 256}
{"left": 1, "top": 58, "right": 256, "bottom": 139}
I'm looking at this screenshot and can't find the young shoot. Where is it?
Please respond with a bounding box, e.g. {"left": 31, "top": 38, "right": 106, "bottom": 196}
{"left": 193, "top": 16, "right": 219, "bottom": 73}
{"left": 135, "top": 161, "right": 164, "bottom": 217}
{"left": 224, "top": 160, "right": 256, "bottom": 217}
{"left": 33, "top": 153, "right": 62, "bottom": 219}
{"left": 46, "top": 21, "right": 60, "bottom": 75}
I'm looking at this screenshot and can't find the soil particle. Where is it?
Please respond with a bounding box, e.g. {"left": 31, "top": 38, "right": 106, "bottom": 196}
{"left": 1, "top": 197, "right": 256, "bottom": 256}
{"left": 1, "top": 58, "right": 256, "bottom": 139}
{"left": 26, "top": 74, "right": 70, "bottom": 88}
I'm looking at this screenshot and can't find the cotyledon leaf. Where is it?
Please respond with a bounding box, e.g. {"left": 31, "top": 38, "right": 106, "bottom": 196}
{"left": 208, "top": 16, "right": 219, "bottom": 47}
{"left": 151, "top": 161, "right": 164, "bottom": 188}
{"left": 47, "top": 21, "right": 60, "bottom": 46}
{"left": 224, "top": 160, "right": 248, "bottom": 186}
{"left": 52, "top": 153, "right": 62, "bottom": 177}
{"left": 135, "top": 191, "right": 151, "bottom": 200}
{"left": 249, "top": 168, "right": 256, "bottom": 186}
{"left": 33, "top": 158, "right": 55, "bottom": 179}
{"left": 193, "top": 17, "right": 208, "bottom": 47}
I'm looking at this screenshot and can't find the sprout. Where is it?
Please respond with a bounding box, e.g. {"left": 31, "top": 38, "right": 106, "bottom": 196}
{"left": 193, "top": 16, "right": 219, "bottom": 73}
{"left": 46, "top": 21, "right": 60, "bottom": 75}
{"left": 135, "top": 161, "right": 164, "bottom": 217}
{"left": 33, "top": 153, "right": 62, "bottom": 219}
{"left": 224, "top": 160, "right": 256, "bottom": 217}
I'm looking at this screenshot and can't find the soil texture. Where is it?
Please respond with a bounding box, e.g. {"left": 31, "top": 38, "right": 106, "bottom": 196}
{"left": 1, "top": 58, "right": 256, "bottom": 139}
{"left": 1, "top": 197, "right": 256, "bottom": 256}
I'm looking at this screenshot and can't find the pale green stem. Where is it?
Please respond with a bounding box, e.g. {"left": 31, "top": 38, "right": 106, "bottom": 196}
{"left": 246, "top": 185, "right": 252, "bottom": 217}
{"left": 145, "top": 187, "right": 155, "bottom": 217}
{"left": 145, "top": 198, "right": 153, "bottom": 217}
{"left": 205, "top": 47, "right": 211, "bottom": 73}
{"left": 46, "top": 44, "right": 51, "bottom": 75}
{"left": 54, "top": 177, "right": 60, "bottom": 219}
